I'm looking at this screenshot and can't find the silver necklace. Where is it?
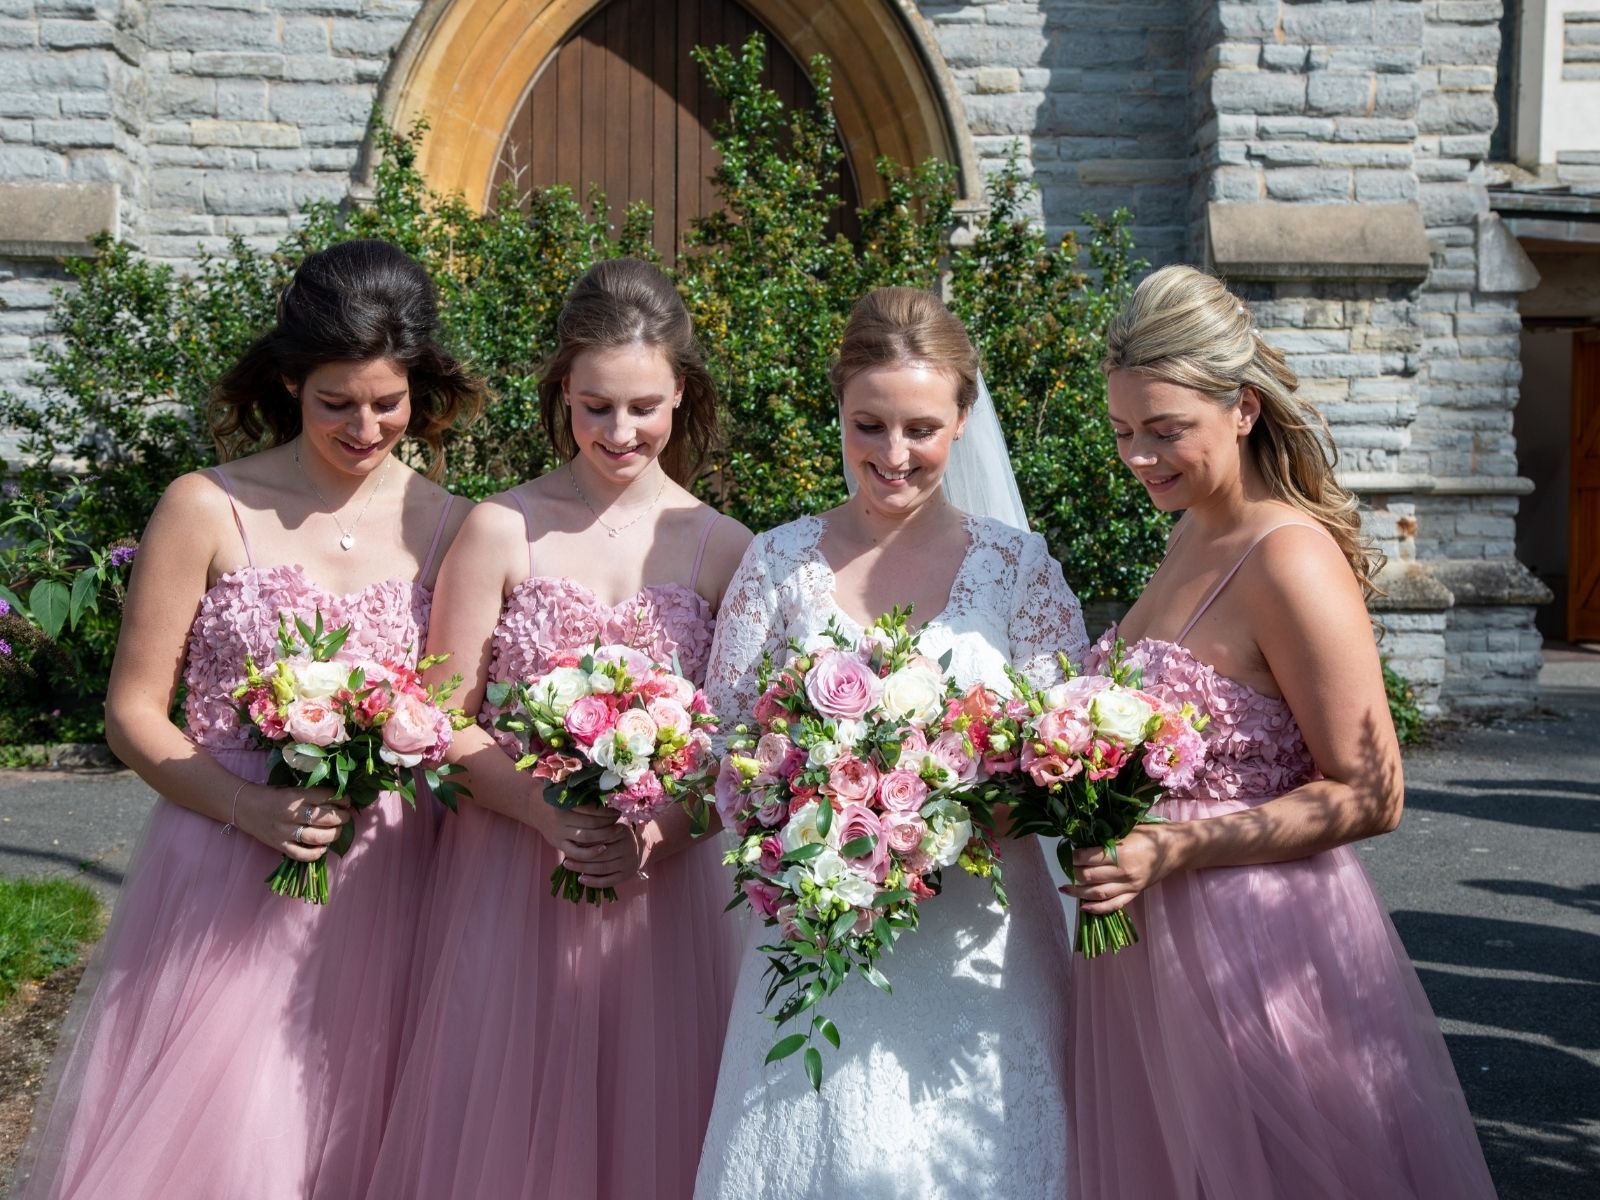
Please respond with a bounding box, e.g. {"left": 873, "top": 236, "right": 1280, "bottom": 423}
{"left": 569, "top": 467, "right": 666, "bottom": 539}
{"left": 294, "top": 443, "right": 391, "bottom": 552}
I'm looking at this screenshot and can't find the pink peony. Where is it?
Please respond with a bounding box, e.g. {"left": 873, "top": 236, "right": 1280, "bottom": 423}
{"left": 928, "top": 730, "right": 978, "bottom": 784}
{"left": 803, "top": 651, "right": 880, "bottom": 720}
{"left": 753, "top": 732, "right": 793, "bottom": 778}
{"left": 382, "top": 691, "right": 438, "bottom": 757}
{"left": 614, "top": 707, "right": 659, "bottom": 746}
{"left": 836, "top": 804, "right": 890, "bottom": 881}
{"left": 564, "top": 694, "right": 617, "bottom": 746}
{"left": 882, "top": 812, "right": 927, "bottom": 856}
{"left": 826, "top": 755, "right": 880, "bottom": 802}
{"left": 284, "top": 697, "right": 346, "bottom": 747}
{"left": 1036, "top": 707, "right": 1093, "bottom": 757}
{"left": 645, "top": 699, "right": 691, "bottom": 738}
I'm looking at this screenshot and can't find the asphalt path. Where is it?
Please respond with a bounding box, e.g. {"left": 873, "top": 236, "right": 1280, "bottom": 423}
{"left": 1, "top": 656, "right": 1596, "bottom": 1198}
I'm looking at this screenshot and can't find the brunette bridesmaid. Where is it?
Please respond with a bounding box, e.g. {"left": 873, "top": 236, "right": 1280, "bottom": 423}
{"left": 366, "top": 258, "right": 751, "bottom": 1200}
{"left": 14, "top": 239, "right": 482, "bottom": 1200}
{"left": 1065, "top": 265, "right": 1497, "bottom": 1200}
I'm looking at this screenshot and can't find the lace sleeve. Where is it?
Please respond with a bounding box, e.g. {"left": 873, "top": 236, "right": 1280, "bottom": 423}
{"left": 704, "top": 534, "right": 785, "bottom": 734}
{"left": 1010, "top": 532, "right": 1089, "bottom": 686}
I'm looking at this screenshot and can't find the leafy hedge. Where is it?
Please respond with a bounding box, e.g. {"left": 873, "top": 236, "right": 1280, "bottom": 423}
{"left": 0, "top": 35, "right": 1167, "bottom": 745}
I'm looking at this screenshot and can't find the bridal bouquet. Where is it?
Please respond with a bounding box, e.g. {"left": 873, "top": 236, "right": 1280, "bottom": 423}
{"left": 234, "top": 612, "right": 470, "bottom": 904}
{"left": 1001, "top": 641, "right": 1209, "bottom": 958}
{"left": 716, "top": 608, "right": 1012, "bottom": 1089}
{"left": 486, "top": 643, "right": 719, "bottom": 904}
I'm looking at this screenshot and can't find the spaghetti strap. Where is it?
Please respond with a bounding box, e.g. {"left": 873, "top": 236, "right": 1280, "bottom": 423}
{"left": 507, "top": 487, "right": 535, "bottom": 579}
{"left": 207, "top": 468, "right": 254, "bottom": 567}
{"left": 688, "top": 511, "right": 720, "bottom": 593}
{"left": 419, "top": 496, "right": 455, "bottom": 585}
{"left": 1174, "top": 522, "right": 1330, "bottom": 645}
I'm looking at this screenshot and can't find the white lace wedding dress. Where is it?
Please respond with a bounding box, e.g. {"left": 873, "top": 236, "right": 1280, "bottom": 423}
{"left": 694, "top": 513, "right": 1089, "bottom": 1200}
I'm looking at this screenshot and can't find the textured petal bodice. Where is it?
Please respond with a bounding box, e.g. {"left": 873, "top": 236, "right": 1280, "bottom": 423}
{"left": 181, "top": 564, "right": 431, "bottom": 752}
{"left": 1086, "top": 625, "right": 1319, "bottom": 803}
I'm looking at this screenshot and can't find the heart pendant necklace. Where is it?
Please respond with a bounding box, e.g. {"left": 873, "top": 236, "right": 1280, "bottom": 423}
{"left": 295, "top": 442, "right": 391, "bottom": 552}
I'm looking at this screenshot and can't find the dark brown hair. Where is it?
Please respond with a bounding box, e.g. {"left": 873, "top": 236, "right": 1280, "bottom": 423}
{"left": 209, "top": 239, "right": 485, "bottom": 479}
{"left": 538, "top": 258, "right": 719, "bottom": 484}
{"left": 829, "top": 287, "right": 980, "bottom": 410}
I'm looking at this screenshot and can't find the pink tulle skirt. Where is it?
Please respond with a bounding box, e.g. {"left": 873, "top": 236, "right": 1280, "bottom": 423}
{"left": 1070, "top": 793, "right": 1497, "bottom": 1200}
{"left": 13, "top": 748, "right": 440, "bottom": 1200}
{"left": 364, "top": 802, "right": 742, "bottom": 1200}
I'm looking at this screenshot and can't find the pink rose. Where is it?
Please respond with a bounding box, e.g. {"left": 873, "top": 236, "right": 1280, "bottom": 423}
{"left": 928, "top": 731, "right": 978, "bottom": 784}
{"left": 756, "top": 797, "right": 786, "bottom": 827}
{"left": 753, "top": 732, "right": 793, "bottom": 778}
{"left": 564, "top": 694, "right": 617, "bottom": 746}
{"left": 714, "top": 759, "right": 744, "bottom": 825}
{"left": 614, "top": 707, "right": 659, "bottom": 746}
{"left": 898, "top": 726, "right": 929, "bottom": 755}
{"left": 1036, "top": 707, "right": 1092, "bottom": 757}
{"left": 758, "top": 836, "right": 784, "bottom": 873}
{"left": 743, "top": 879, "right": 784, "bottom": 919}
{"left": 645, "top": 699, "right": 691, "bottom": 740}
{"left": 876, "top": 769, "right": 929, "bottom": 814}
{"left": 825, "top": 756, "right": 880, "bottom": 802}
{"left": 803, "top": 651, "right": 880, "bottom": 720}
{"left": 837, "top": 804, "right": 890, "bottom": 881}
{"left": 382, "top": 692, "right": 438, "bottom": 756}
{"left": 883, "top": 812, "right": 926, "bottom": 856}
{"left": 284, "top": 697, "right": 346, "bottom": 747}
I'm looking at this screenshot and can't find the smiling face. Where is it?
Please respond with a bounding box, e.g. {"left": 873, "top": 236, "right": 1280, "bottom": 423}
{"left": 839, "top": 363, "right": 968, "bottom": 518}
{"left": 292, "top": 357, "right": 411, "bottom": 476}
{"left": 1106, "top": 369, "right": 1259, "bottom": 512}
{"left": 563, "top": 342, "right": 682, "bottom": 483}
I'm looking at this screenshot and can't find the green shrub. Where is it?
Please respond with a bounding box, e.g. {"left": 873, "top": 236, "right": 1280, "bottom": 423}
{"left": 0, "top": 33, "right": 1168, "bottom": 742}
{"left": 0, "top": 877, "right": 103, "bottom": 1004}
{"left": 1383, "top": 659, "right": 1427, "bottom": 745}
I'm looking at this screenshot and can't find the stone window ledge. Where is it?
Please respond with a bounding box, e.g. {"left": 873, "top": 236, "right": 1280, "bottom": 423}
{"left": 0, "top": 183, "right": 118, "bottom": 260}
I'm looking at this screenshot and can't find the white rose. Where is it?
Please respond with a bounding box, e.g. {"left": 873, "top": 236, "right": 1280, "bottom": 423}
{"left": 919, "top": 798, "right": 973, "bottom": 868}
{"left": 587, "top": 671, "right": 616, "bottom": 695}
{"left": 832, "top": 873, "right": 879, "bottom": 908}
{"left": 537, "top": 667, "right": 591, "bottom": 712}
{"left": 1090, "top": 687, "right": 1158, "bottom": 747}
{"left": 807, "top": 738, "right": 845, "bottom": 768}
{"left": 778, "top": 800, "right": 842, "bottom": 854}
{"left": 378, "top": 745, "right": 424, "bottom": 769}
{"left": 291, "top": 659, "right": 349, "bottom": 699}
{"left": 879, "top": 667, "right": 945, "bottom": 724}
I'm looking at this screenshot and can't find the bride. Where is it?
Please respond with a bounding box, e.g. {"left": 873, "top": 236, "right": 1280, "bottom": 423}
{"left": 694, "top": 288, "right": 1087, "bottom": 1198}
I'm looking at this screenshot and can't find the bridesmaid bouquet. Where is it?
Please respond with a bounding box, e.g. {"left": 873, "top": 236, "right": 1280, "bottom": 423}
{"left": 1001, "top": 641, "right": 1209, "bottom": 957}
{"left": 716, "top": 608, "right": 1013, "bottom": 1089}
{"left": 234, "top": 612, "right": 470, "bottom": 904}
{"left": 486, "top": 643, "right": 720, "bottom": 904}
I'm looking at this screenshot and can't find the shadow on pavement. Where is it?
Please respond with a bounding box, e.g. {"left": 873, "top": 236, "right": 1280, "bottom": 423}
{"left": 1401, "top": 782, "right": 1600, "bottom": 833}
{"left": 1463, "top": 878, "right": 1600, "bottom": 918}
{"left": 0, "top": 843, "right": 126, "bottom": 890}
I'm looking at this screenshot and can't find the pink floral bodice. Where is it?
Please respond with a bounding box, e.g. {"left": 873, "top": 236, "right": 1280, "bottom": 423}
{"left": 482, "top": 577, "right": 715, "bottom": 753}
{"left": 1087, "top": 625, "right": 1319, "bottom": 805}
{"left": 182, "top": 564, "right": 431, "bottom": 751}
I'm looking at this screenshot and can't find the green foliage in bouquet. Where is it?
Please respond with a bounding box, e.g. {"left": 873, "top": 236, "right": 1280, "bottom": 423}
{"left": 0, "top": 32, "right": 1169, "bottom": 743}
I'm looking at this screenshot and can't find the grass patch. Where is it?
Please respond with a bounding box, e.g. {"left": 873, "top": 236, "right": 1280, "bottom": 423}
{"left": 0, "top": 878, "right": 102, "bottom": 1005}
{"left": 0, "top": 745, "right": 49, "bottom": 769}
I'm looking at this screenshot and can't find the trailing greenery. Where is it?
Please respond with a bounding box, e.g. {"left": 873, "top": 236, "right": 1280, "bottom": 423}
{"left": 0, "top": 877, "right": 103, "bottom": 1005}
{"left": 0, "top": 33, "right": 1165, "bottom": 746}
{"left": 1383, "top": 659, "right": 1427, "bottom": 745}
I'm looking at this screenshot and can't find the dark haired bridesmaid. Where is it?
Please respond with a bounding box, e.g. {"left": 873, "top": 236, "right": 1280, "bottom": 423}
{"left": 366, "top": 257, "right": 751, "bottom": 1200}
{"left": 14, "top": 239, "right": 483, "bottom": 1200}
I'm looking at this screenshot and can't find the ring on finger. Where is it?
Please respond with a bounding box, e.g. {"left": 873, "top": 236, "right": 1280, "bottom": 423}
{"left": 299, "top": 802, "right": 317, "bottom": 823}
{"left": 294, "top": 824, "right": 309, "bottom": 846}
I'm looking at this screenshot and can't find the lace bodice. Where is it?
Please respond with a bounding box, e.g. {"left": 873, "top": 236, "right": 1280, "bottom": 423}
{"left": 482, "top": 577, "right": 716, "bottom": 754}
{"left": 694, "top": 513, "right": 1087, "bottom": 1200}
{"left": 182, "top": 564, "right": 432, "bottom": 752}
{"left": 705, "top": 514, "right": 1089, "bottom": 724}
{"left": 1087, "top": 625, "right": 1320, "bottom": 804}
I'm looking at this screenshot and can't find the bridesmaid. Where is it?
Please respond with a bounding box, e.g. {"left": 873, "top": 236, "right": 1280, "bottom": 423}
{"left": 1065, "top": 265, "right": 1497, "bottom": 1199}
{"left": 366, "top": 257, "right": 751, "bottom": 1200}
{"left": 14, "top": 239, "right": 482, "bottom": 1200}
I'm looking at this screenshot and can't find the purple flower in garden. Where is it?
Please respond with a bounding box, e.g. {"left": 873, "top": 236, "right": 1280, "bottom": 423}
{"left": 0, "top": 596, "right": 9, "bottom": 617}
{"left": 108, "top": 545, "right": 138, "bottom": 568}
{"left": 0, "top": 639, "right": 11, "bottom": 657}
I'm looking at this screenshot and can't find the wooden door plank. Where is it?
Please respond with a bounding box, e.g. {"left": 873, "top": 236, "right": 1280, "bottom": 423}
{"left": 1570, "top": 333, "right": 1600, "bottom": 641}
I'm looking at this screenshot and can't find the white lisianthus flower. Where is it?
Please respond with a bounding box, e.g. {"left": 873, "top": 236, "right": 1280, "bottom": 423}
{"left": 590, "top": 733, "right": 648, "bottom": 789}
{"left": 292, "top": 659, "right": 349, "bottom": 700}
{"left": 537, "top": 667, "right": 591, "bottom": 712}
{"left": 919, "top": 798, "right": 973, "bottom": 868}
{"left": 879, "top": 667, "right": 945, "bottom": 724}
{"left": 830, "top": 718, "right": 868, "bottom": 748}
{"left": 1090, "top": 687, "right": 1158, "bottom": 748}
{"left": 896, "top": 749, "right": 933, "bottom": 776}
{"left": 740, "top": 837, "right": 765, "bottom": 865}
{"left": 778, "top": 800, "right": 842, "bottom": 854}
{"left": 833, "top": 873, "right": 878, "bottom": 908}
{"left": 378, "top": 746, "right": 424, "bottom": 769}
{"left": 587, "top": 671, "right": 616, "bottom": 695}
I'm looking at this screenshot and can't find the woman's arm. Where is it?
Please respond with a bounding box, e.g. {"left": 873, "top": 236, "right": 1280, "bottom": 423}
{"left": 103, "top": 473, "right": 345, "bottom": 861}
{"left": 424, "top": 496, "right": 635, "bottom": 886}
{"left": 1068, "top": 525, "right": 1403, "bottom": 914}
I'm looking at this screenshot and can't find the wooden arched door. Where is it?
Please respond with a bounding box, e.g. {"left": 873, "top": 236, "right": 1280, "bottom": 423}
{"left": 492, "top": 0, "right": 861, "bottom": 260}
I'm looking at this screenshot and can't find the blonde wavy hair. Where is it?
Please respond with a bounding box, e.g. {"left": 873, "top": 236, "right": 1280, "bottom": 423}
{"left": 1102, "top": 265, "right": 1382, "bottom": 599}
